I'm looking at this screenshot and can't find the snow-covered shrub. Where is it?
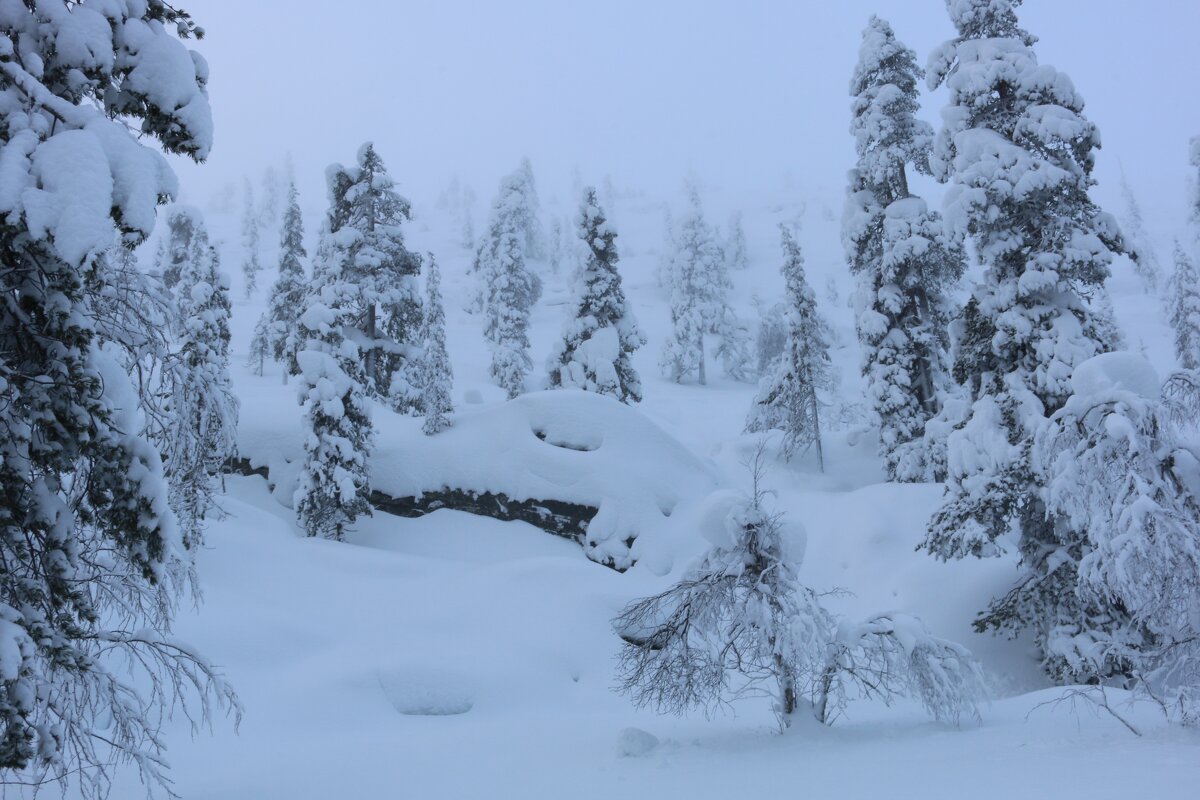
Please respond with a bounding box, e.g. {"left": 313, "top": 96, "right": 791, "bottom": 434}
{"left": 815, "top": 613, "right": 986, "bottom": 725}
{"left": 615, "top": 450, "right": 984, "bottom": 729}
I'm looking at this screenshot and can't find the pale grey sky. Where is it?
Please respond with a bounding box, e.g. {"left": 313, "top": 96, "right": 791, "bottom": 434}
{"left": 174, "top": 1, "right": 1200, "bottom": 240}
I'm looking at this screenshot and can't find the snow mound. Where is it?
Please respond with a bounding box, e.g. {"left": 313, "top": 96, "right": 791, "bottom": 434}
{"left": 615, "top": 727, "right": 659, "bottom": 757}
{"left": 1070, "top": 351, "right": 1160, "bottom": 400}
{"left": 375, "top": 390, "right": 718, "bottom": 569}
{"left": 377, "top": 667, "right": 474, "bottom": 716}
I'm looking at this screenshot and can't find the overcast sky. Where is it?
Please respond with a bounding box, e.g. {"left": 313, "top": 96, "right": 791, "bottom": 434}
{"left": 174, "top": 1, "right": 1200, "bottom": 240}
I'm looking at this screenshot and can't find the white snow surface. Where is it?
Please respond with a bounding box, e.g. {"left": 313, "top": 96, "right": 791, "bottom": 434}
{"left": 1070, "top": 351, "right": 1161, "bottom": 401}
{"left": 92, "top": 170, "right": 1200, "bottom": 800}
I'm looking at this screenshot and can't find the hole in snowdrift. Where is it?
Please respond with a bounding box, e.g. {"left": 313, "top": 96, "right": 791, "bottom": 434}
{"left": 377, "top": 668, "right": 474, "bottom": 716}
{"left": 532, "top": 427, "right": 602, "bottom": 452}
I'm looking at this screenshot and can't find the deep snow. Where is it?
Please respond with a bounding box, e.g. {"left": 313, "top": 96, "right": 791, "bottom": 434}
{"left": 86, "top": 173, "right": 1200, "bottom": 799}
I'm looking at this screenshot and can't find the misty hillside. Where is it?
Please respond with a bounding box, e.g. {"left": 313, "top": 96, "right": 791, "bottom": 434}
{"left": 1, "top": 2, "right": 1199, "bottom": 799}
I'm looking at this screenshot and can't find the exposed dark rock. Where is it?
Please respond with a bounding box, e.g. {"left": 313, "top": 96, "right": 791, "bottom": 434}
{"left": 224, "top": 457, "right": 606, "bottom": 563}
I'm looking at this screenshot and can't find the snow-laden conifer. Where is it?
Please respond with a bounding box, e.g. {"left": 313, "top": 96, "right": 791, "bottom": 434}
{"left": 259, "top": 182, "right": 309, "bottom": 379}
{"left": 0, "top": 5, "right": 238, "bottom": 794}
{"left": 843, "top": 15, "right": 964, "bottom": 482}
{"left": 660, "top": 189, "right": 752, "bottom": 384}
{"left": 294, "top": 236, "right": 373, "bottom": 541}
{"left": 420, "top": 255, "right": 454, "bottom": 435}
{"left": 1170, "top": 241, "right": 1200, "bottom": 370}
{"left": 746, "top": 226, "right": 833, "bottom": 469}
{"left": 155, "top": 206, "right": 204, "bottom": 291}
{"left": 325, "top": 143, "right": 422, "bottom": 407}
{"left": 167, "top": 229, "right": 238, "bottom": 550}
{"left": 241, "top": 178, "right": 262, "bottom": 297}
{"left": 515, "top": 156, "right": 544, "bottom": 259}
{"left": 1119, "top": 171, "right": 1162, "bottom": 293}
{"left": 726, "top": 210, "right": 748, "bottom": 271}
{"left": 920, "top": 0, "right": 1131, "bottom": 679}
{"left": 754, "top": 300, "right": 789, "bottom": 378}
{"left": 547, "top": 188, "right": 646, "bottom": 403}
{"left": 477, "top": 173, "right": 540, "bottom": 398}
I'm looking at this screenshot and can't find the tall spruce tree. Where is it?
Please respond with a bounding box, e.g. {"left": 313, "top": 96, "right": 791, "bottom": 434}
{"left": 478, "top": 173, "right": 539, "bottom": 398}
{"left": 726, "top": 210, "right": 749, "bottom": 271}
{"left": 920, "top": 0, "right": 1130, "bottom": 679}
{"left": 154, "top": 206, "right": 204, "bottom": 291}
{"left": 745, "top": 226, "right": 833, "bottom": 469}
{"left": 259, "top": 182, "right": 309, "bottom": 379}
{"left": 660, "top": 189, "right": 752, "bottom": 385}
{"left": 1170, "top": 241, "right": 1200, "bottom": 370}
{"left": 548, "top": 188, "right": 646, "bottom": 403}
{"left": 843, "top": 15, "right": 965, "bottom": 482}
{"left": 1118, "top": 170, "right": 1162, "bottom": 293}
{"left": 0, "top": 4, "right": 238, "bottom": 794}
{"left": 514, "top": 156, "right": 544, "bottom": 259}
{"left": 325, "top": 143, "right": 422, "bottom": 407}
{"left": 420, "top": 255, "right": 454, "bottom": 434}
{"left": 294, "top": 234, "right": 373, "bottom": 541}
{"left": 241, "top": 178, "right": 262, "bottom": 297}
{"left": 167, "top": 228, "right": 238, "bottom": 550}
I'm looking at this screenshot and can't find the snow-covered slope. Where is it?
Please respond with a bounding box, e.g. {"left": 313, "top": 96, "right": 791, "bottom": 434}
{"left": 100, "top": 171, "right": 1199, "bottom": 799}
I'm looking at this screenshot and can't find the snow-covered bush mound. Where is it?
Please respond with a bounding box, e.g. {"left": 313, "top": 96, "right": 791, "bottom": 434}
{"left": 373, "top": 390, "right": 718, "bottom": 568}
{"left": 1069, "top": 351, "right": 1161, "bottom": 400}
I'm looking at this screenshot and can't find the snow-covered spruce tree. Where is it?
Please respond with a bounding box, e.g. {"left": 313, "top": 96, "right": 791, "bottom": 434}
{"left": 419, "top": 255, "right": 454, "bottom": 434}
{"left": 1033, "top": 352, "right": 1200, "bottom": 693}
{"left": 754, "top": 299, "right": 789, "bottom": 378}
{"left": 241, "top": 178, "right": 262, "bottom": 297}
{"left": 167, "top": 233, "right": 238, "bottom": 551}
{"left": 660, "top": 188, "right": 752, "bottom": 384}
{"left": 547, "top": 188, "right": 646, "bottom": 403}
{"left": 726, "top": 210, "right": 748, "bottom": 271}
{"left": 154, "top": 205, "right": 204, "bottom": 291}
{"left": 655, "top": 206, "right": 676, "bottom": 288}
{"left": 1191, "top": 136, "right": 1200, "bottom": 234}
{"left": 0, "top": 4, "right": 239, "bottom": 794}
{"left": 514, "top": 156, "right": 544, "bottom": 259}
{"left": 614, "top": 448, "right": 985, "bottom": 729}
{"left": 548, "top": 215, "right": 564, "bottom": 275}
{"left": 920, "top": 0, "right": 1131, "bottom": 679}
{"left": 293, "top": 235, "right": 373, "bottom": 541}
{"left": 259, "top": 163, "right": 283, "bottom": 228}
{"left": 477, "top": 173, "right": 540, "bottom": 398}
{"left": 843, "top": 15, "right": 965, "bottom": 483}
{"left": 1119, "top": 171, "right": 1161, "bottom": 293}
{"left": 746, "top": 226, "right": 833, "bottom": 469}
{"left": 325, "top": 144, "right": 422, "bottom": 409}
{"left": 259, "top": 181, "right": 309, "bottom": 380}
{"left": 1170, "top": 241, "right": 1200, "bottom": 370}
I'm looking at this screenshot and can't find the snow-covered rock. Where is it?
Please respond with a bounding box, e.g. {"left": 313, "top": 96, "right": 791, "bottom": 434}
{"left": 1070, "top": 351, "right": 1160, "bottom": 401}
{"left": 374, "top": 390, "right": 718, "bottom": 569}
{"left": 615, "top": 727, "right": 659, "bottom": 757}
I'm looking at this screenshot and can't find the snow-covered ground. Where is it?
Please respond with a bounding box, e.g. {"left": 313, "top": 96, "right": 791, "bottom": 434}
{"left": 103, "top": 179, "right": 1199, "bottom": 798}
